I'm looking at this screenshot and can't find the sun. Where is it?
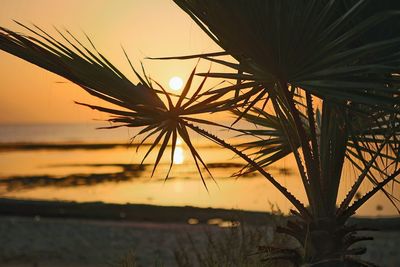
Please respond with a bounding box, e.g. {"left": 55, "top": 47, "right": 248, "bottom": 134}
{"left": 169, "top": 76, "right": 183, "bottom": 91}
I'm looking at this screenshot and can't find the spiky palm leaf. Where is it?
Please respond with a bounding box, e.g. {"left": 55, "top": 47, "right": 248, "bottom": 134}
{"left": 0, "top": 23, "right": 252, "bottom": 188}
{"left": 174, "top": 0, "right": 400, "bottom": 103}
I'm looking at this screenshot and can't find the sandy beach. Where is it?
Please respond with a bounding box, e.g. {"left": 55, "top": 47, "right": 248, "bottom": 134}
{"left": 0, "top": 199, "right": 399, "bottom": 267}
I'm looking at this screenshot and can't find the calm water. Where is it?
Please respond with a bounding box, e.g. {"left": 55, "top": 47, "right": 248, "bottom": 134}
{"left": 0, "top": 123, "right": 398, "bottom": 217}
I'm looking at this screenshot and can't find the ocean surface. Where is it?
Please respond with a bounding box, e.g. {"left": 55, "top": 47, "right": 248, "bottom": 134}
{"left": 0, "top": 123, "right": 398, "bottom": 217}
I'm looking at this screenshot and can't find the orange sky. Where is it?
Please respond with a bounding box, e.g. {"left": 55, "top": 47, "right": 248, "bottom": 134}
{"left": 0, "top": 0, "right": 223, "bottom": 124}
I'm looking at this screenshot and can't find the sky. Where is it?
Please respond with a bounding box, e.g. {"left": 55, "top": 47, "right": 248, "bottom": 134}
{"left": 0, "top": 0, "right": 222, "bottom": 124}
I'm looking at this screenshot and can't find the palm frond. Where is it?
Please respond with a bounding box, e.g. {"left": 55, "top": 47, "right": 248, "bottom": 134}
{"left": 0, "top": 23, "right": 247, "bottom": 184}
{"left": 174, "top": 0, "right": 400, "bottom": 105}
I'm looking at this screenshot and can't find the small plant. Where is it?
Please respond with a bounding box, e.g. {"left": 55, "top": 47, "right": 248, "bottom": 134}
{"left": 175, "top": 225, "right": 279, "bottom": 267}
{"left": 113, "top": 250, "right": 164, "bottom": 267}
{"left": 114, "top": 251, "right": 139, "bottom": 267}
{"left": 174, "top": 208, "right": 296, "bottom": 267}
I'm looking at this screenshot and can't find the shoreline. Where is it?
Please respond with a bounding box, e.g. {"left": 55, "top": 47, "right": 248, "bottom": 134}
{"left": 0, "top": 142, "right": 225, "bottom": 152}
{"left": 0, "top": 197, "right": 271, "bottom": 226}
{"left": 0, "top": 198, "right": 399, "bottom": 230}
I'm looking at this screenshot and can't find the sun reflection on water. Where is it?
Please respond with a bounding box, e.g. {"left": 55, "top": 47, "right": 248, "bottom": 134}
{"left": 176, "top": 137, "right": 183, "bottom": 145}
{"left": 172, "top": 137, "right": 185, "bottom": 165}
{"left": 173, "top": 147, "right": 184, "bottom": 165}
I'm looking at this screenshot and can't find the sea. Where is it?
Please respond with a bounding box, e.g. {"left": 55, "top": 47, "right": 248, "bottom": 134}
{"left": 0, "top": 123, "right": 398, "bottom": 217}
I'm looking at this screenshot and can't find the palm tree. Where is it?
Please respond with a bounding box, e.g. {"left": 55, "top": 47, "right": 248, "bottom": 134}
{"left": 0, "top": 1, "right": 399, "bottom": 266}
